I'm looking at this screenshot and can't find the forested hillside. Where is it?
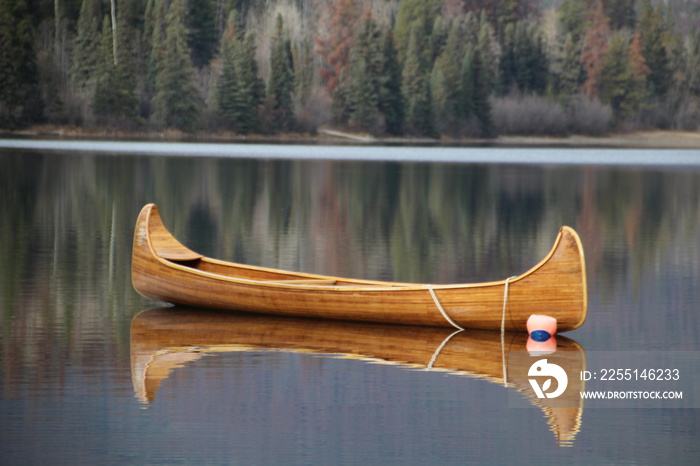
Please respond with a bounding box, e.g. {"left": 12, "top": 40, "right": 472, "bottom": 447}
{"left": 2, "top": 0, "right": 700, "bottom": 138}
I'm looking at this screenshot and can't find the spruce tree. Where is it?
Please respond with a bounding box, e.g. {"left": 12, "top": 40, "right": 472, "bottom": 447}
{"left": 152, "top": 0, "right": 200, "bottom": 131}
{"left": 268, "top": 14, "right": 295, "bottom": 132}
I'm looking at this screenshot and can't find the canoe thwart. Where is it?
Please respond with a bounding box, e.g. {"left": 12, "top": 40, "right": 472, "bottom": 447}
{"left": 269, "top": 279, "right": 337, "bottom": 285}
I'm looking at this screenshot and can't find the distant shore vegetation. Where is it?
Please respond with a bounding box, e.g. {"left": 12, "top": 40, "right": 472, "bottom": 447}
{"left": 2, "top": 0, "right": 700, "bottom": 139}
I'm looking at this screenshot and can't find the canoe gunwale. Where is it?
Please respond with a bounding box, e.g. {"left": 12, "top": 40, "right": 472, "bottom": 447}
{"left": 148, "top": 227, "right": 574, "bottom": 293}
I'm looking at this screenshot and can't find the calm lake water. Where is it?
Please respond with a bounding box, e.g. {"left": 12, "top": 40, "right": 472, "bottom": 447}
{"left": 1, "top": 141, "right": 699, "bottom": 464}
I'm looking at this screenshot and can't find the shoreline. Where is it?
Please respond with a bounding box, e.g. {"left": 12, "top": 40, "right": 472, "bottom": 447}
{"left": 2, "top": 125, "right": 700, "bottom": 150}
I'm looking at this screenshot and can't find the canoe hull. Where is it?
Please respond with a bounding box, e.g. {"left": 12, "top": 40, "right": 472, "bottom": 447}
{"left": 131, "top": 204, "right": 587, "bottom": 331}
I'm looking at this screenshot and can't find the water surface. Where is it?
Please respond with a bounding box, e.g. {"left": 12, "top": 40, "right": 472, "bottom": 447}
{"left": 1, "top": 143, "right": 698, "bottom": 464}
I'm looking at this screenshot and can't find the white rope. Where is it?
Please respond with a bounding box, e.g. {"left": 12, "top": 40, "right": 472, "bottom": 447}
{"left": 501, "top": 276, "right": 517, "bottom": 387}
{"left": 427, "top": 277, "right": 515, "bottom": 383}
{"left": 427, "top": 284, "right": 464, "bottom": 330}
{"left": 425, "top": 328, "right": 464, "bottom": 370}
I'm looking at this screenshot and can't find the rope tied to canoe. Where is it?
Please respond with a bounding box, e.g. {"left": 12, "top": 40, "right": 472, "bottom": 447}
{"left": 501, "top": 276, "right": 517, "bottom": 387}
{"left": 427, "top": 284, "right": 464, "bottom": 330}
{"left": 426, "top": 276, "right": 516, "bottom": 377}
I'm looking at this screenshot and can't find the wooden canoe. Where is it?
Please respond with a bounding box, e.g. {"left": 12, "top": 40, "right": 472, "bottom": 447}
{"left": 131, "top": 203, "right": 587, "bottom": 331}
{"left": 130, "top": 307, "right": 586, "bottom": 446}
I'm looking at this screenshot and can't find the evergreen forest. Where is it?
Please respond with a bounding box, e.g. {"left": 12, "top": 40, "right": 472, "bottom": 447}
{"left": 2, "top": 0, "right": 700, "bottom": 138}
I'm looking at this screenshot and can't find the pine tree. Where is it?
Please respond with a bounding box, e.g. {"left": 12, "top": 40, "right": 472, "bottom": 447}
{"left": 186, "top": 0, "right": 218, "bottom": 68}
{"left": 0, "top": 0, "right": 43, "bottom": 128}
{"left": 293, "top": 34, "right": 314, "bottom": 103}
{"left": 402, "top": 24, "right": 425, "bottom": 102}
{"left": 114, "top": 0, "right": 140, "bottom": 121}
{"left": 393, "top": 0, "right": 441, "bottom": 67}
{"left": 606, "top": 0, "right": 636, "bottom": 30}
{"left": 347, "top": 15, "right": 383, "bottom": 133}
{"left": 516, "top": 22, "right": 548, "bottom": 94}
{"left": 418, "top": 79, "right": 438, "bottom": 138}
{"left": 597, "top": 33, "right": 649, "bottom": 119}
{"left": 268, "top": 14, "right": 295, "bottom": 132}
{"left": 71, "top": 0, "right": 101, "bottom": 91}
{"left": 429, "top": 16, "right": 448, "bottom": 65}
{"left": 216, "top": 14, "right": 263, "bottom": 134}
{"left": 476, "top": 12, "right": 499, "bottom": 95}
{"left": 402, "top": 25, "right": 436, "bottom": 137}
{"left": 580, "top": 0, "right": 610, "bottom": 98}
{"left": 152, "top": 0, "right": 200, "bottom": 131}
{"left": 464, "top": 49, "right": 494, "bottom": 137}
{"left": 216, "top": 15, "right": 242, "bottom": 129}
{"left": 238, "top": 32, "right": 265, "bottom": 131}
{"left": 559, "top": 33, "right": 582, "bottom": 102}
{"left": 316, "top": 0, "right": 364, "bottom": 94}
{"left": 378, "top": 29, "right": 404, "bottom": 135}
{"left": 558, "top": 0, "right": 591, "bottom": 43}
{"left": 350, "top": 55, "right": 377, "bottom": 131}
{"left": 93, "top": 14, "right": 138, "bottom": 126}
{"left": 498, "top": 21, "right": 517, "bottom": 94}
{"left": 639, "top": 0, "right": 672, "bottom": 98}
{"left": 460, "top": 47, "right": 476, "bottom": 120}
{"left": 331, "top": 68, "right": 352, "bottom": 126}
{"left": 94, "top": 16, "right": 118, "bottom": 122}
{"left": 432, "top": 18, "right": 464, "bottom": 134}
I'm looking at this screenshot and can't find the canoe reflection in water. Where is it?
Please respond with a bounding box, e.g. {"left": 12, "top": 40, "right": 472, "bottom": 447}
{"left": 130, "top": 308, "right": 586, "bottom": 447}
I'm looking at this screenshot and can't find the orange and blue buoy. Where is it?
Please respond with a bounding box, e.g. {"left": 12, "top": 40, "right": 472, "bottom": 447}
{"left": 526, "top": 314, "right": 558, "bottom": 354}
{"left": 526, "top": 314, "right": 557, "bottom": 339}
